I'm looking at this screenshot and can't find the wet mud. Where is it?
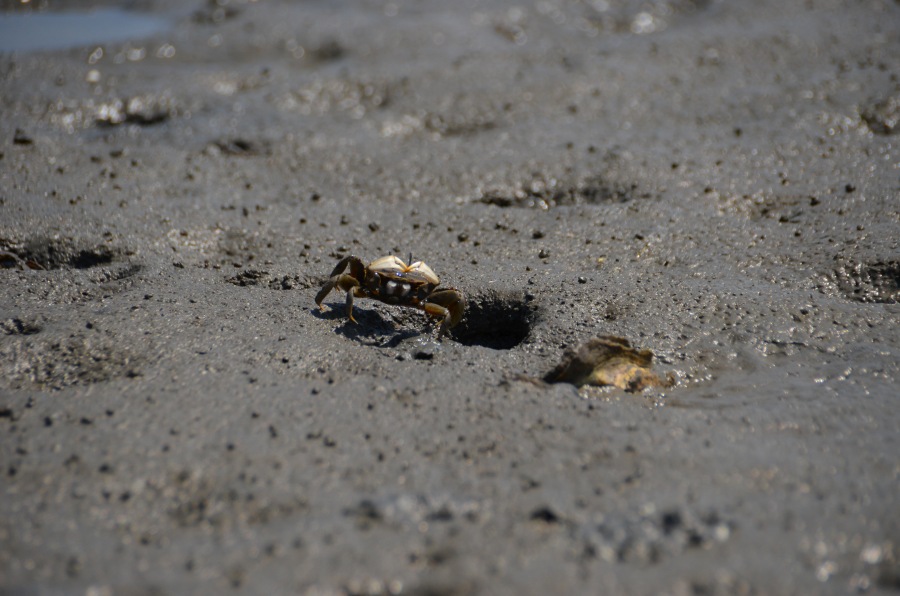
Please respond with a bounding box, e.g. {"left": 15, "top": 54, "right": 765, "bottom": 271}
{"left": 1, "top": 0, "right": 898, "bottom": 594}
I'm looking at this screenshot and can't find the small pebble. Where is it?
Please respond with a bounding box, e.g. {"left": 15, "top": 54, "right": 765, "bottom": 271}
{"left": 578, "top": 276, "right": 587, "bottom": 284}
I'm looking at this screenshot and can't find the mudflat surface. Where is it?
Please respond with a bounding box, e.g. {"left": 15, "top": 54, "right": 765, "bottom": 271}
{"left": 1, "top": 0, "right": 898, "bottom": 594}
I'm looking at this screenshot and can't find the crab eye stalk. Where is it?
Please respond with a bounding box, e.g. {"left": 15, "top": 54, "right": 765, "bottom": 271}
{"left": 407, "top": 260, "right": 439, "bottom": 285}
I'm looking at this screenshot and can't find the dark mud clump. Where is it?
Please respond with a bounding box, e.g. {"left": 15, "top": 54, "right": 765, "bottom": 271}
{"left": 225, "top": 269, "right": 317, "bottom": 290}
{"left": 95, "top": 95, "right": 176, "bottom": 127}
{"left": 1, "top": 317, "right": 42, "bottom": 336}
{"left": 479, "top": 175, "right": 638, "bottom": 209}
{"left": 211, "top": 138, "right": 272, "bottom": 157}
{"left": 832, "top": 260, "right": 900, "bottom": 304}
{"left": 861, "top": 95, "right": 900, "bottom": 136}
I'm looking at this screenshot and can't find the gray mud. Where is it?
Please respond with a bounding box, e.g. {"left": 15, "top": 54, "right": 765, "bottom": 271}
{"left": 1, "top": 0, "right": 899, "bottom": 594}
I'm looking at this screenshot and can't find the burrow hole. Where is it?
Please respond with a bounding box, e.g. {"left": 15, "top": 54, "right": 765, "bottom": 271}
{"left": 3, "top": 237, "right": 116, "bottom": 270}
{"left": 453, "top": 290, "right": 537, "bottom": 350}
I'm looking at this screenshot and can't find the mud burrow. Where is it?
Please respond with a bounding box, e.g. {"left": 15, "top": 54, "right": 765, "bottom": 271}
{"left": 3, "top": 237, "right": 116, "bottom": 270}
{"left": 453, "top": 290, "right": 538, "bottom": 350}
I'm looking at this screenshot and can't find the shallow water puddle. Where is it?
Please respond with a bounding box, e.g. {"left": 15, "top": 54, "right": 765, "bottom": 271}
{"left": 0, "top": 8, "right": 169, "bottom": 53}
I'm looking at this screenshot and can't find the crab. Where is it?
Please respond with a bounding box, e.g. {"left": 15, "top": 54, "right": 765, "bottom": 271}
{"left": 315, "top": 255, "right": 465, "bottom": 339}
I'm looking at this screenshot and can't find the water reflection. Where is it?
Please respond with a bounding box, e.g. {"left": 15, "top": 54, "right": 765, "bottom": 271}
{"left": 0, "top": 8, "right": 169, "bottom": 53}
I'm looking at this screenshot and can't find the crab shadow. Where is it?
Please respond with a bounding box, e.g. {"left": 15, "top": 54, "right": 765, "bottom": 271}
{"left": 311, "top": 289, "right": 538, "bottom": 350}
{"left": 311, "top": 304, "right": 426, "bottom": 347}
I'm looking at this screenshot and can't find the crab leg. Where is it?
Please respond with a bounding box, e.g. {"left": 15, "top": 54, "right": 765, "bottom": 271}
{"left": 314, "top": 256, "right": 367, "bottom": 323}
{"left": 423, "top": 288, "right": 465, "bottom": 339}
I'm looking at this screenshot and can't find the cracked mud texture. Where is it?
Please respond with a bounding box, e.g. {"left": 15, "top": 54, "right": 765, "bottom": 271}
{"left": 1, "top": 0, "right": 899, "bottom": 594}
